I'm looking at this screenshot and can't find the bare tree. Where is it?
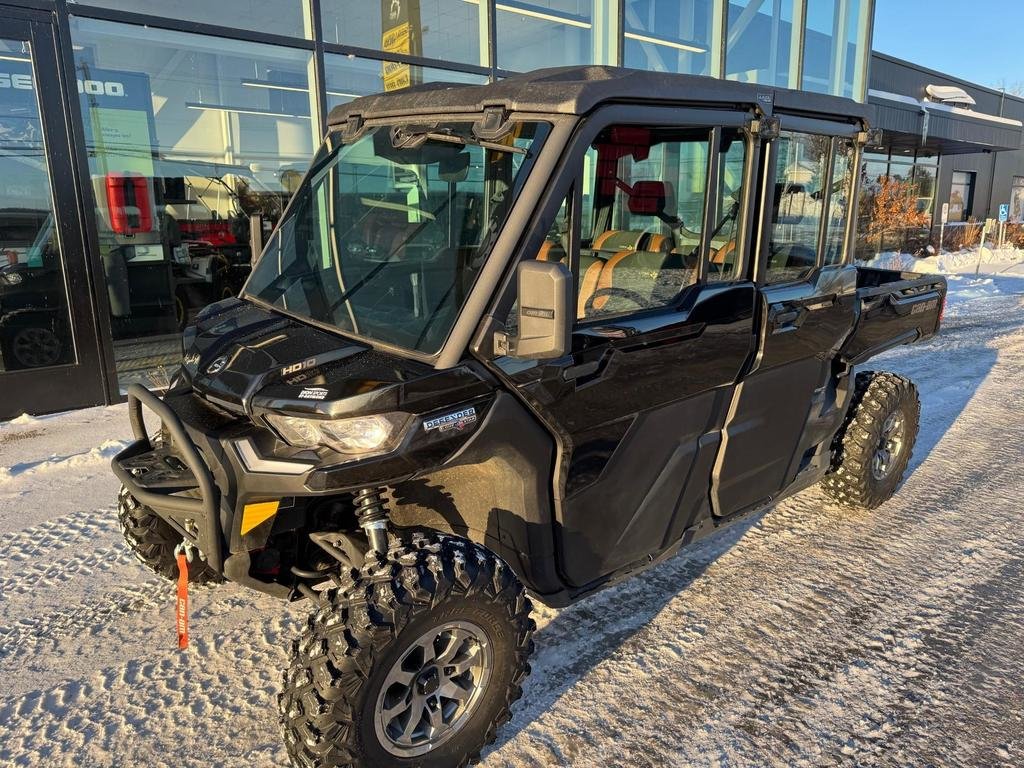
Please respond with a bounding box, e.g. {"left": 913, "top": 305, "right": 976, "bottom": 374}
{"left": 994, "top": 79, "right": 1024, "bottom": 97}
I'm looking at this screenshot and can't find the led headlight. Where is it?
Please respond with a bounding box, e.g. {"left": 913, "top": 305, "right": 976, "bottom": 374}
{"left": 265, "top": 412, "right": 411, "bottom": 456}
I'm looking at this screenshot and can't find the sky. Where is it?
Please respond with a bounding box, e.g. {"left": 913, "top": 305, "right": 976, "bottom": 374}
{"left": 873, "top": 0, "right": 1024, "bottom": 90}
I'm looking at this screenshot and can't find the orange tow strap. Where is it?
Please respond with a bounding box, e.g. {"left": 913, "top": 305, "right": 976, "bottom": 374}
{"left": 176, "top": 550, "right": 189, "bottom": 650}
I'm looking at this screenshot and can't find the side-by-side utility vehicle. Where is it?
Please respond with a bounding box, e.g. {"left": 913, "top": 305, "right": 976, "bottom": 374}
{"left": 112, "top": 66, "right": 947, "bottom": 767}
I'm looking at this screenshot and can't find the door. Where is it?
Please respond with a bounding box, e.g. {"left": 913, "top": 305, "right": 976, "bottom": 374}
{"left": 492, "top": 111, "right": 758, "bottom": 589}
{"left": 712, "top": 126, "right": 862, "bottom": 517}
{"left": 0, "top": 10, "right": 107, "bottom": 418}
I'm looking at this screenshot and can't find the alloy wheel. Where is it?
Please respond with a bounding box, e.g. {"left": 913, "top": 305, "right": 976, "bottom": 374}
{"left": 374, "top": 619, "right": 493, "bottom": 758}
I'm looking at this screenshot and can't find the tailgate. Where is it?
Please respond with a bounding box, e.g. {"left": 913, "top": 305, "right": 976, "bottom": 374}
{"left": 842, "top": 267, "right": 947, "bottom": 364}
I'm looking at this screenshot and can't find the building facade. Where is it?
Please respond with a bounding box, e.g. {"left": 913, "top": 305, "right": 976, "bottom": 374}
{"left": 860, "top": 53, "right": 1024, "bottom": 257}
{"left": 0, "top": 0, "right": 1018, "bottom": 419}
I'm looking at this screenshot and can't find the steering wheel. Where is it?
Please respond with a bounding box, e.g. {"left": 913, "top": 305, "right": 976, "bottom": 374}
{"left": 583, "top": 286, "right": 649, "bottom": 317}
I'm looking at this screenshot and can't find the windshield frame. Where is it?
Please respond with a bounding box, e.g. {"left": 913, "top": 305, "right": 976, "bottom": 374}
{"left": 241, "top": 111, "right": 574, "bottom": 365}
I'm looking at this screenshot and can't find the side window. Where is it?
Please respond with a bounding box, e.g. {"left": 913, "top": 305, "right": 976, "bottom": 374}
{"left": 708, "top": 130, "right": 747, "bottom": 283}
{"left": 578, "top": 126, "right": 710, "bottom": 321}
{"left": 765, "top": 131, "right": 830, "bottom": 283}
{"left": 824, "top": 139, "right": 855, "bottom": 265}
{"left": 534, "top": 195, "right": 570, "bottom": 266}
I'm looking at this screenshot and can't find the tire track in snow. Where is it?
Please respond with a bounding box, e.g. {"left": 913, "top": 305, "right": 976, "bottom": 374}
{"left": 0, "top": 506, "right": 118, "bottom": 566}
{"left": 0, "top": 578, "right": 171, "bottom": 664}
{"left": 0, "top": 545, "right": 134, "bottom": 602}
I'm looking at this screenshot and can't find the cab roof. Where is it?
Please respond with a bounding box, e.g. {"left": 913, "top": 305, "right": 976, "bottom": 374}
{"left": 326, "top": 65, "right": 872, "bottom": 128}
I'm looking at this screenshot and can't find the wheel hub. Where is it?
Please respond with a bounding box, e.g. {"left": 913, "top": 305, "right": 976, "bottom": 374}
{"left": 872, "top": 411, "right": 906, "bottom": 480}
{"left": 374, "top": 619, "right": 492, "bottom": 757}
{"left": 417, "top": 667, "right": 440, "bottom": 696}
{"left": 13, "top": 327, "right": 61, "bottom": 368}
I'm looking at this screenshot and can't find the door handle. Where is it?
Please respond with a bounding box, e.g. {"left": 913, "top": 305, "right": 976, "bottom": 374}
{"left": 774, "top": 309, "right": 800, "bottom": 325}
{"left": 769, "top": 305, "right": 805, "bottom": 333}
{"left": 562, "top": 360, "right": 600, "bottom": 380}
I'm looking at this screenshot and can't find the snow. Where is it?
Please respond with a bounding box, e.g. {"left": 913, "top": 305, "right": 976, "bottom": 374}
{"left": 859, "top": 245, "right": 1024, "bottom": 277}
{"left": 3, "top": 267, "right": 1024, "bottom": 767}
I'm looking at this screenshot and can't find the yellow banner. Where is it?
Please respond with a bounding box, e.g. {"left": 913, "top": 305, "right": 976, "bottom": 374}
{"left": 382, "top": 21, "right": 411, "bottom": 54}
{"left": 383, "top": 66, "right": 412, "bottom": 92}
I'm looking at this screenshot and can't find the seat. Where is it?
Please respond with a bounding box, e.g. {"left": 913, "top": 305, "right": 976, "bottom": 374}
{"left": 589, "top": 248, "right": 695, "bottom": 315}
{"left": 590, "top": 229, "right": 648, "bottom": 255}
{"left": 536, "top": 238, "right": 567, "bottom": 263}
{"left": 577, "top": 253, "right": 605, "bottom": 318}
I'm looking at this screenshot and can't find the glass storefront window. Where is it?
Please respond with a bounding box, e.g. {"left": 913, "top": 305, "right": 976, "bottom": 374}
{"left": 622, "top": 0, "right": 713, "bottom": 75}
{"left": 725, "top": 0, "right": 796, "bottom": 87}
{"left": 912, "top": 163, "right": 936, "bottom": 217}
{"left": 802, "top": 0, "right": 863, "bottom": 98}
{"left": 0, "top": 39, "right": 77, "bottom": 373}
{"left": 70, "top": 17, "right": 317, "bottom": 390}
{"left": 320, "top": 0, "right": 485, "bottom": 67}
{"left": 1011, "top": 176, "right": 1024, "bottom": 224}
{"left": 949, "top": 170, "right": 975, "bottom": 223}
{"left": 323, "top": 54, "right": 487, "bottom": 112}
{"left": 68, "top": 0, "right": 312, "bottom": 40}
{"left": 495, "top": 1, "right": 594, "bottom": 72}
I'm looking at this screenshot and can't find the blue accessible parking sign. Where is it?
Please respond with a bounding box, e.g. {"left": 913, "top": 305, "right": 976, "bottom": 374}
{"left": 999, "top": 204, "right": 1010, "bottom": 223}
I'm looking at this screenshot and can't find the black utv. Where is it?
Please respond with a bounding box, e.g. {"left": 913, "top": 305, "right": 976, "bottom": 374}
{"left": 112, "top": 66, "right": 947, "bottom": 767}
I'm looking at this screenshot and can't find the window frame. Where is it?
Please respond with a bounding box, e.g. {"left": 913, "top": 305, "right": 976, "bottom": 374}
{"left": 754, "top": 115, "right": 862, "bottom": 286}
{"left": 551, "top": 105, "right": 755, "bottom": 328}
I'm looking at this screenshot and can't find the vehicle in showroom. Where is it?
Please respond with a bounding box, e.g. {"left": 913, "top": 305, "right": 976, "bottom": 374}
{"left": 112, "top": 66, "right": 947, "bottom": 767}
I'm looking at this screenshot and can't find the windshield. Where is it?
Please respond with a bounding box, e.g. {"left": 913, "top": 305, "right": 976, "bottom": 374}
{"left": 243, "top": 120, "right": 550, "bottom": 354}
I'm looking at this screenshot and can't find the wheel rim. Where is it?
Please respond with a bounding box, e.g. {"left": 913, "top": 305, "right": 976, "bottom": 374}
{"left": 872, "top": 410, "right": 906, "bottom": 480}
{"left": 12, "top": 326, "right": 61, "bottom": 367}
{"left": 374, "top": 619, "right": 492, "bottom": 758}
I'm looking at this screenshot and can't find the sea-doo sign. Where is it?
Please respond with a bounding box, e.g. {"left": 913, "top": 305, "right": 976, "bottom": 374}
{"left": 0, "top": 71, "right": 126, "bottom": 97}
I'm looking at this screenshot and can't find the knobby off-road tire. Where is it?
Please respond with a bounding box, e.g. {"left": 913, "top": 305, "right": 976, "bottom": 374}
{"left": 823, "top": 371, "right": 920, "bottom": 509}
{"left": 280, "top": 532, "right": 535, "bottom": 768}
{"left": 116, "top": 485, "right": 223, "bottom": 585}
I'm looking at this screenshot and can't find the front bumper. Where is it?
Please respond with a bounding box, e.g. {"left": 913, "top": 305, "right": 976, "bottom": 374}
{"left": 111, "top": 384, "right": 225, "bottom": 571}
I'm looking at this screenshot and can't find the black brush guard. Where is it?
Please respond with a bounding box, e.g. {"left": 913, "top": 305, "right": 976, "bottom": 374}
{"left": 111, "top": 384, "right": 223, "bottom": 570}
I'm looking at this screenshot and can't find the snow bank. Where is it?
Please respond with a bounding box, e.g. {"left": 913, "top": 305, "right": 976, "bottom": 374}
{"left": 859, "top": 247, "right": 1024, "bottom": 277}
{"left": 0, "top": 439, "right": 131, "bottom": 484}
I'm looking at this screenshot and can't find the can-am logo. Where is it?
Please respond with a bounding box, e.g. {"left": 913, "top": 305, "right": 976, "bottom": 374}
{"left": 206, "top": 356, "right": 229, "bottom": 375}
{"left": 0, "top": 73, "right": 126, "bottom": 97}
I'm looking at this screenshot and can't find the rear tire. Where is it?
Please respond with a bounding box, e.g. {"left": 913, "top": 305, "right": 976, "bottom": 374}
{"left": 822, "top": 371, "right": 920, "bottom": 509}
{"left": 279, "top": 532, "right": 535, "bottom": 768}
{"left": 116, "top": 485, "right": 223, "bottom": 585}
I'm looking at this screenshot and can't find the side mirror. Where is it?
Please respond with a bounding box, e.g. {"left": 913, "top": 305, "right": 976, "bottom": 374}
{"left": 496, "top": 260, "right": 572, "bottom": 360}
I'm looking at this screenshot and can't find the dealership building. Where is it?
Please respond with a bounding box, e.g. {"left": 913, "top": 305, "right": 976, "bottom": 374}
{"left": 1, "top": 0, "right": 1022, "bottom": 419}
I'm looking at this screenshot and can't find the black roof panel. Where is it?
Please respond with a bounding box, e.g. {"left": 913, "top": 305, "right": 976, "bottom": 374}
{"left": 327, "top": 66, "right": 872, "bottom": 127}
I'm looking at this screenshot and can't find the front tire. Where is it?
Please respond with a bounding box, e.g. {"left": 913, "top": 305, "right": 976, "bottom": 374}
{"left": 822, "top": 371, "right": 920, "bottom": 509}
{"left": 116, "top": 485, "right": 223, "bottom": 585}
{"left": 280, "top": 532, "right": 535, "bottom": 768}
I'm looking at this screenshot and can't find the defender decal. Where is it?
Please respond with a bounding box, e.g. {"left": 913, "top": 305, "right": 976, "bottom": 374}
{"left": 423, "top": 407, "right": 477, "bottom": 433}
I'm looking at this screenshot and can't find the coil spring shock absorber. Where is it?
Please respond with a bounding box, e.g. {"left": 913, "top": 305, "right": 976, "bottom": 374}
{"left": 353, "top": 486, "right": 390, "bottom": 555}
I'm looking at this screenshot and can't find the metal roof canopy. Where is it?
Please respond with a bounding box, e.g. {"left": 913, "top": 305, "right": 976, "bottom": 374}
{"left": 869, "top": 89, "right": 1024, "bottom": 156}
{"left": 327, "top": 65, "right": 873, "bottom": 127}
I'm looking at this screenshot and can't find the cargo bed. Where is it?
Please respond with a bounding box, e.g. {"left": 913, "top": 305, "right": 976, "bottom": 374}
{"left": 842, "top": 267, "right": 947, "bottom": 364}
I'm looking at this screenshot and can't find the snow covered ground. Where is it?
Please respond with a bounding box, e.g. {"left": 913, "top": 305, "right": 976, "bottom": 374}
{"left": 2, "top": 269, "right": 1024, "bottom": 767}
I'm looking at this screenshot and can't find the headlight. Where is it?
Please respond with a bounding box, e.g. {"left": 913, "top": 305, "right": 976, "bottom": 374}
{"left": 265, "top": 412, "right": 411, "bottom": 456}
{"left": 0, "top": 271, "right": 23, "bottom": 285}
